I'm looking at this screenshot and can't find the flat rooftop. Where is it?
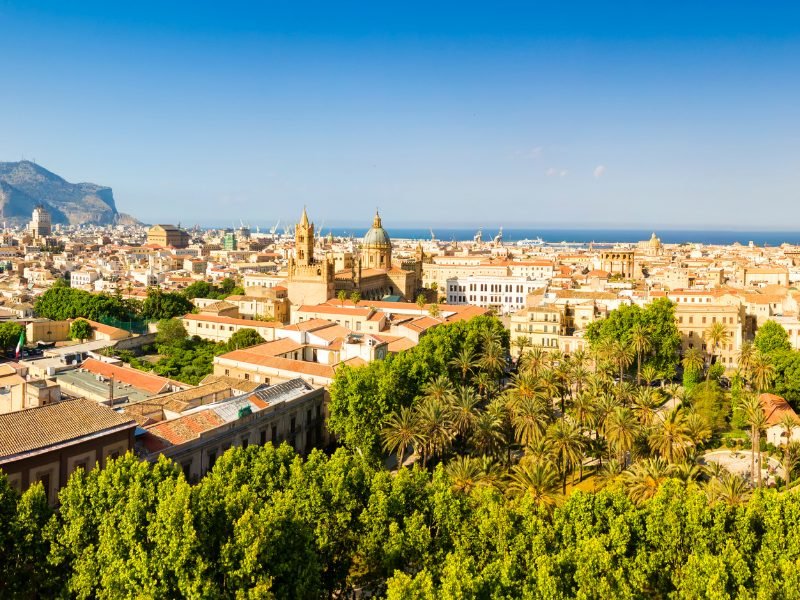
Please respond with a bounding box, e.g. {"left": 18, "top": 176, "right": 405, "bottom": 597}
{"left": 57, "top": 369, "right": 153, "bottom": 404}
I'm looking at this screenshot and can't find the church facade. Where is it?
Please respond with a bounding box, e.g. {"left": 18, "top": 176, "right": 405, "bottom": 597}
{"left": 286, "top": 209, "right": 423, "bottom": 305}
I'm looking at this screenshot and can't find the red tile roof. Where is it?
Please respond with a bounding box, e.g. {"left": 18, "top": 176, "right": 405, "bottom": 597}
{"left": 81, "top": 358, "right": 175, "bottom": 395}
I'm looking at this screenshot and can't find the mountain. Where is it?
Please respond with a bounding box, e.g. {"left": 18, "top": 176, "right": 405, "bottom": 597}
{"left": 0, "top": 161, "right": 119, "bottom": 225}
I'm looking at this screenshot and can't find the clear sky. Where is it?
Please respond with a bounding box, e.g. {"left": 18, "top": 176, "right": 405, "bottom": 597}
{"left": 1, "top": 1, "right": 799, "bottom": 229}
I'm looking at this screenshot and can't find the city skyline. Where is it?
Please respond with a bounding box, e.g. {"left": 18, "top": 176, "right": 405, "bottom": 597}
{"left": 2, "top": 2, "right": 800, "bottom": 227}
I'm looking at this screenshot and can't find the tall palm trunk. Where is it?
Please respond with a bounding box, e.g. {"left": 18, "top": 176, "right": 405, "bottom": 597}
{"left": 636, "top": 351, "right": 642, "bottom": 385}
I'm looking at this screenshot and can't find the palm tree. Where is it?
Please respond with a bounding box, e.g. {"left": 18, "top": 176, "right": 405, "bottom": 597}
{"left": 603, "top": 406, "right": 639, "bottom": 465}
{"left": 684, "top": 412, "right": 712, "bottom": 449}
{"left": 704, "top": 322, "right": 728, "bottom": 380}
{"left": 596, "top": 458, "right": 624, "bottom": 489}
{"left": 779, "top": 413, "right": 798, "bottom": 485}
{"left": 469, "top": 409, "right": 504, "bottom": 459}
{"left": 785, "top": 441, "right": 800, "bottom": 488}
{"left": 449, "top": 347, "right": 479, "bottom": 384}
{"left": 350, "top": 291, "right": 361, "bottom": 307}
{"left": 669, "top": 461, "right": 706, "bottom": 483}
{"left": 737, "top": 341, "right": 756, "bottom": 383}
{"left": 421, "top": 374, "right": 456, "bottom": 405}
{"left": 473, "top": 371, "right": 492, "bottom": 400}
{"left": 570, "top": 392, "right": 597, "bottom": 438}
{"left": 742, "top": 394, "right": 768, "bottom": 487}
{"left": 450, "top": 385, "right": 480, "bottom": 439}
{"left": 629, "top": 323, "right": 652, "bottom": 385}
{"left": 414, "top": 398, "right": 454, "bottom": 466}
{"left": 706, "top": 471, "right": 751, "bottom": 506}
{"left": 750, "top": 353, "right": 775, "bottom": 393}
{"left": 632, "top": 386, "right": 660, "bottom": 428}
{"left": 640, "top": 363, "right": 659, "bottom": 387}
{"left": 513, "top": 335, "right": 531, "bottom": 358}
{"left": 549, "top": 417, "right": 585, "bottom": 492}
{"left": 444, "top": 456, "right": 486, "bottom": 493}
{"left": 381, "top": 406, "right": 418, "bottom": 468}
{"left": 520, "top": 347, "right": 548, "bottom": 376}
{"left": 622, "top": 457, "right": 670, "bottom": 504}
{"left": 510, "top": 395, "right": 549, "bottom": 447}
{"left": 480, "top": 340, "right": 507, "bottom": 383}
{"left": 506, "top": 371, "right": 544, "bottom": 404}
{"left": 608, "top": 340, "right": 635, "bottom": 391}
{"left": 506, "top": 460, "right": 561, "bottom": 507}
{"left": 415, "top": 293, "right": 426, "bottom": 312}
{"left": 337, "top": 289, "right": 348, "bottom": 307}
{"left": 681, "top": 347, "right": 705, "bottom": 379}
{"left": 649, "top": 407, "right": 691, "bottom": 463}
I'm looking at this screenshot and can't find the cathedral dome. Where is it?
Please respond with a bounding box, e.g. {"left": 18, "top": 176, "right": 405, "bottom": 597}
{"left": 363, "top": 211, "right": 391, "bottom": 248}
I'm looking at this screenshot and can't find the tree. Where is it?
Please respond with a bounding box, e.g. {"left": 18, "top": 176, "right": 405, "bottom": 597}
{"left": 382, "top": 406, "right": 418, "bottom": 468}
{"left": 681, "top": 347, "right": 704, "bottom": 375}
{"left": 350, "top": 291, "right": 361, "bottom": 307}
{"left": 428, "top": 303, "right": 440, "bottom": 319}
{"left": 629, "top": 323, "right": 652, "bottom": 385}
{"left": 69, "top": 318, "right": 94, "bottom": 343}
{"left": 586, "top": 298, "right": 680, "bottom": 375}
{"left": 743, "top": 394, "right": 768, "bottom": 487}
{"left": 338, "top": 289, "right": 348, "bottom": 306}
{"left": 704, "top": 322, "right": 728, "bottom": 380}
{"left": 506, "top": 460, "right": 560, "bottom": 507}
{"left": 621, "top": 457, "right": 670, "bottom": 504}
{"left": 415, "top": 294, "right": 426, "bottom": 311}
{"left": 225, "top": 328, "right": 266, "bottom": 352}
{"left": 649, "top": 407, "right": 691, "bottom": 463}
{"left": 603, "top": 407, "right": 638, "bottom": 465}
{"left": 779, "top": 413, "right": 798, "bottom": 485}
{"left": 449, "top": 347, "right": 478, "bottom": 383}
{"left": 513, "top": 335, "right": 531, "bottom": 358}
{"left": 608, "top": 340, "right": 634, "bottom": 390}
{"left": 444, "top": 456, "right": 487, "bottom": 493}
{"left": 0, "top": 322, "right": 24, "bottom": 351}
{"left": 750, "top": 353, "right": 775, "bottom": 393}
{"left": 415, "top": 398, "right": 454, "bottom": 466}
{"left": 140, "top": 288, "right": 194, "bottom": 321}
{"left": 754, "top": 320, "right": 791, "bottom": 356}
{"left": 155, "top": 318, "right": 188, "bottom": 346}
{"left": 548, "top": 417, "right": 585, "bottom": 492}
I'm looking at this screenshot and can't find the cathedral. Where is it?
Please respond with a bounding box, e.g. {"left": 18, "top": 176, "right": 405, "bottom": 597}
{"left": 286, "top": 208, "right": 423, "bottom": 306}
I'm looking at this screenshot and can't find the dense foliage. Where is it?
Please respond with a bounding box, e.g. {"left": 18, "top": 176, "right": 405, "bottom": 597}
{"left": 329, "top": 316, "right": 509, "bottom": 459}
{"left": 585, "top": 298, "right": 681, "bottom": 377}
{"left": 183, "top": 278, "right": 244, "bottom": 300}
{"left": 0, "top": 322, "right": 24, "bottom": 352}
{"left": 34, "top": 283, "right": 194, "bottom": 323}
{"left": 68, "top": 318, "right": 93, "bottom": 342}
{"left": 119, "top": 321, "right": 226, "bottom": 385}
{"left": 5, "top": 447, "right": 800, "bottom": 599}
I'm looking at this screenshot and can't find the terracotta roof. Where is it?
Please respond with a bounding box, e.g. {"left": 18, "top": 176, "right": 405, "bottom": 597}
{"left": 0, "top": 399, "right": 135, "bottom": 460}
{"left": 759, "top": 393, "right": 799, "bottom": 427}
{"left": 145, "top": 410, "right": 225, "bottom": 446}
{"left": 80, "top": 358, "right": 174, "bottom": 395}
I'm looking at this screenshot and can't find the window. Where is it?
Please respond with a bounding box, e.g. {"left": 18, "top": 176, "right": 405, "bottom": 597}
{"left": 259, "top": 429, "right": 267, "bottom": 445}
{"left": 39, "top": 473, "right": 51, "bottom": 504}
{"left": 208, "top": 450, "right": 217, "bottom": 471}
{"left": 241, "top": 437, "right": 249, "bottom": 449}
{"left": 182, "top": 461, "right": 192, "bottom": 478}
{"left": 271, "top": 424, "right": 278, "bottom": 444}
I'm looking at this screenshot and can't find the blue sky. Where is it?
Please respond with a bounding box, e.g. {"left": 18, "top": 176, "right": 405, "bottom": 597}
{"left": 1, "top": 1, "right": 799, "bottom": 229}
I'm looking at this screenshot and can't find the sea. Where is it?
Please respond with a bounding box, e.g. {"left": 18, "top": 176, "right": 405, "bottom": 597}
{"left": 315, "top": 228, "right": 800, "bottom": 247}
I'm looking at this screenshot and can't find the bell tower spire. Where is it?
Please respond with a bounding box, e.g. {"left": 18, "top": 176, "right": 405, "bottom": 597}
{"left": 295, "top": 207, "right": 314, "bottom": 266}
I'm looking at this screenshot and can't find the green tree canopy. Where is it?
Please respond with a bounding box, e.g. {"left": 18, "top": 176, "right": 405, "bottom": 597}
{"left": 585, "top": 298, "right": 681, "bottom": 374}
{"left": 754, "top": 319, "right": 791, "bottom": 356}
{"left": 225, "top": 328, "right": 266, "bottom": 352}
{"left": 68, "top": 319, "right": 93, "bottom": 342}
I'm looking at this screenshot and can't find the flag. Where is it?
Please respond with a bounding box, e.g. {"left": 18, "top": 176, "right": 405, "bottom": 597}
{"left": 15, "top": 329, "right": 25, "bottom": 359}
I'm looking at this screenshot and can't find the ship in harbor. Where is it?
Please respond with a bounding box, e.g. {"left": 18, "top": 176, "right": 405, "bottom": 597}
{"left": 516, "top": 236, "right": 545, "bottom": 247}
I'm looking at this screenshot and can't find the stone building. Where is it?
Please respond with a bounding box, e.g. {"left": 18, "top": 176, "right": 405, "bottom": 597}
{"left": 286, "top": 208, "right": 336, "bottom": 306}
{"left": 147, "top": 224, "right": 191, "bottom": 249}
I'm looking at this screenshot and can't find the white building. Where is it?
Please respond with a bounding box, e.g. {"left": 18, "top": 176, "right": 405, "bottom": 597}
{"left": 446, "top": 275, "right": 549, "bottom": 315}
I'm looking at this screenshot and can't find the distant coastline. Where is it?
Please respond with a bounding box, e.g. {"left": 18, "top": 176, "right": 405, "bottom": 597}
{"left": 231, "top": 227, "right": 800, "bottom": 246}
